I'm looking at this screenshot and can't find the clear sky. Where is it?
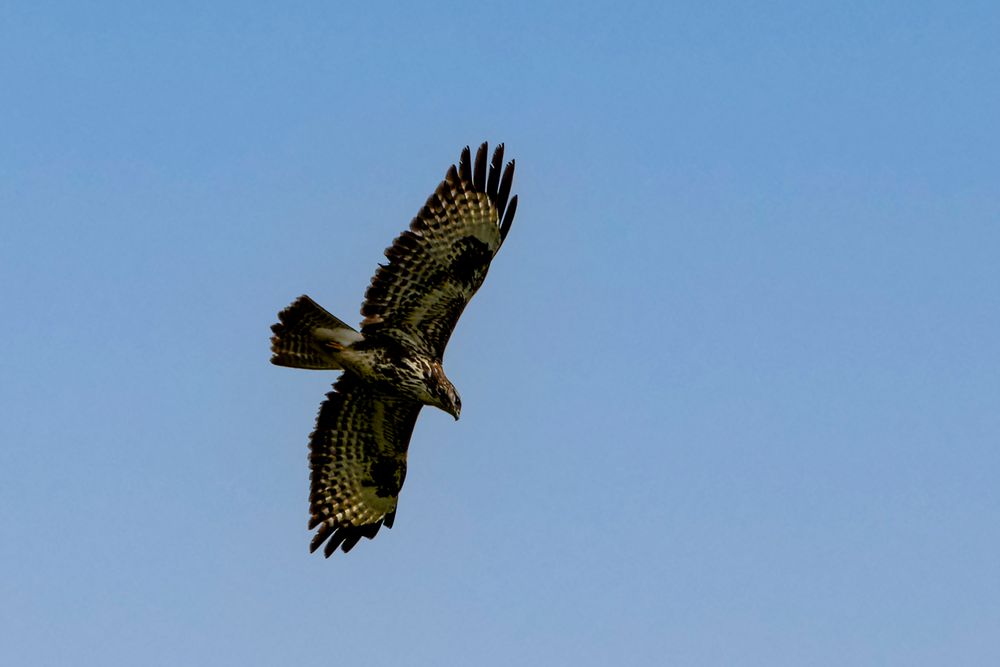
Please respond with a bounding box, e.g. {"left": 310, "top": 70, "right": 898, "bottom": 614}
{"left": 2, "top": 2, "right": 999, "bottom": 665}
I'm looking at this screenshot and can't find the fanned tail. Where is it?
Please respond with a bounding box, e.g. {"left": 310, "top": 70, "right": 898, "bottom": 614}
{"left": 270, "top": 295, "right": 363, "bottom": 370}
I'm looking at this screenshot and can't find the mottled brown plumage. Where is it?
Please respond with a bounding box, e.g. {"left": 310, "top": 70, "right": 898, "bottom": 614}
{"left": 270, "top": 142, "right": 518, "bottom": 555}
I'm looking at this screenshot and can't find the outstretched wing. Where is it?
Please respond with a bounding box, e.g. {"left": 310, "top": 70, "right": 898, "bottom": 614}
{"left": 307, "top": 373, "right": 422, "bottom": 555}
{"left": 360, "top": 142, "right": 518, "bottom": 360}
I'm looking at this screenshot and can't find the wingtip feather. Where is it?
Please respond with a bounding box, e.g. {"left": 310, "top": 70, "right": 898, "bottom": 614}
{"left": 495, "top": 159, "right": 515, "bottom": 229}
{"left": 473, "top": 142, "right": 488, "bottom": 191}
{"left": 458, "top": 145, "right": 472, "bottom": 183}
{"left": 487, "top": 143, "right": 504, "bottom": 198}
{"left": 309, "top": 518, "right": 387, "bottom": 556}
{"left": 499, "top": 194, "right": 518, "bottom": 243}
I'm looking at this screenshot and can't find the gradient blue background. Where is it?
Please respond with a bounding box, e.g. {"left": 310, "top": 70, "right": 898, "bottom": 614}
{"left": 2, "top": 2, "right": 999, "bottom": 665}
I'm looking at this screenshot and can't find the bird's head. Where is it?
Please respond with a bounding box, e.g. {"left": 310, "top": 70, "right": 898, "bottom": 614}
{"left": 426, "top": 362, "right": 462, "bottom": 420}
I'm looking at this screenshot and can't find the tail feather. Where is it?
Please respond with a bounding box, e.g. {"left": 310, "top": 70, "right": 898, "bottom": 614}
{"left": 270, "top": 295, "right": 361, "bottom": 370}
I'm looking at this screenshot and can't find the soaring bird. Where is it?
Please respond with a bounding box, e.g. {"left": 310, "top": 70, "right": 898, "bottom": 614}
{"left": 270, "top": 142, "right": 518, "bottom": 555}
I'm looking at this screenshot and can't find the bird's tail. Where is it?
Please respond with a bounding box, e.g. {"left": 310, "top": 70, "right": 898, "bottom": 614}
{"left": 270, "top": 295, "right": 363, "bottom": 370}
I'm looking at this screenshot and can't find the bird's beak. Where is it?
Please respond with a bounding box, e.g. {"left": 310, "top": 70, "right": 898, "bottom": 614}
{"left": 450, "top": 407, "right": 460, "bottom": 421}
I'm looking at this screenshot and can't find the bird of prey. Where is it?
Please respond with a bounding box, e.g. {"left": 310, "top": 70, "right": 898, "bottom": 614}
{"left": 270, "top": 142, "right": 518, "bottom": 556}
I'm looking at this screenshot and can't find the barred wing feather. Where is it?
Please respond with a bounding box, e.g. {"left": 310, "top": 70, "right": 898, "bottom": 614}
{"left": 360, "top": 142, "right": 518, "bottom": 360}
{"left": 307, "top": 373, "right": 422, "bottom": 555}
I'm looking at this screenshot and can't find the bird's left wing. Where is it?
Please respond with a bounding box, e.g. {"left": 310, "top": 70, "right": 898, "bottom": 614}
{"left": 360, "top": 142, "right": 518, "bottom": 360}
{"left": 307, "top": 373, "right": 423, "bottom": 555}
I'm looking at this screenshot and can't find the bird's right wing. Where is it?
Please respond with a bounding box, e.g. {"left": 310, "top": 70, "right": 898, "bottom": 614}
{"left": 307, "top": 373, "right": 422, "bottom": 555}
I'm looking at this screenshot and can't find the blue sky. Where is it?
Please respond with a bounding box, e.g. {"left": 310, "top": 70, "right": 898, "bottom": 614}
{"left": 2, "top": 2, "right": 999, "bottom": 665}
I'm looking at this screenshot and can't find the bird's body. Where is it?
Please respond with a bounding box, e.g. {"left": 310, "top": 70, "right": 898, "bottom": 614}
{"left": 270, "top": 143, "right": 518, "bottom": 555}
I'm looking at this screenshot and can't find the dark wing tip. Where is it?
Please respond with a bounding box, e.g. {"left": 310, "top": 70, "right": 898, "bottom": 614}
{"left": 458, "top": 145, "right": 473, "bottom": 183}
{"left": 339, "top": 533, "right": 363, "bottom": 554}
{"left": 495, "top": 158, "right": 515, "bottom": 228}
{"left": 472, "top": 142, "right": 488, "bottom": 192}
{"left": 310, "top": 521, "right": 336, "bottom": 551}
{"left": 322, "top": 530, "right": 347, "bottom": 557}
{"left": 370, "top": 142, "right": 517, "bottom": 252}
{"left": 487, "top": 143, "right": 504, "bottom": 198}
{"left": 311, "top": 519, "right": 387, "bottom": 557}
{"left": 456, "top": 142, "right": 518, "bottom": 243}
{"left": 499, "top": 194, "right": 518, "bottom": 243}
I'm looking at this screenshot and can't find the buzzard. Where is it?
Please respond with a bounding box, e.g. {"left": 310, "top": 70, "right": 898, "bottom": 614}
{"left": 270, "top": 142, "right": 518, "bottom": 556}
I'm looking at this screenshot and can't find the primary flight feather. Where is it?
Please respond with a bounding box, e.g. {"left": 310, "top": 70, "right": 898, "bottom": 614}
{"left": 270, "top": 142, "right": 518, "bottom": 556}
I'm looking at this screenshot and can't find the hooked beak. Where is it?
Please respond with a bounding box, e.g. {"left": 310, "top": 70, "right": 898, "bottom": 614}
{"left": 447, "top": 397, "right": 461, "bottom": 421}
